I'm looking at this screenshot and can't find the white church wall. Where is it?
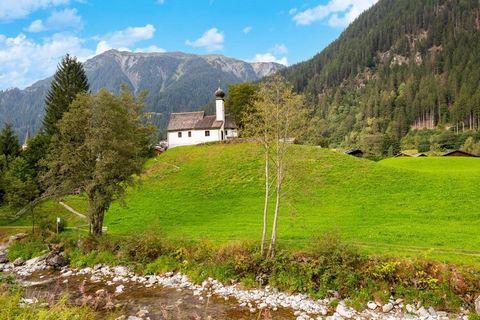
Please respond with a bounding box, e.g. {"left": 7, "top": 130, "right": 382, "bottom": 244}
{"left": 168, "top": 128, "right": 223, "bottom": 148}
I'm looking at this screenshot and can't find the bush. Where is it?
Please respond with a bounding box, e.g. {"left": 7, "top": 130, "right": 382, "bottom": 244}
{"left": 38, "top": 215, "right": 67, "bottom": 236}
{"left": 145, "top": 256, "right": 180, "bottom": 274}
{"left": 7, "top": 236, "right": 48, "bottom": 261}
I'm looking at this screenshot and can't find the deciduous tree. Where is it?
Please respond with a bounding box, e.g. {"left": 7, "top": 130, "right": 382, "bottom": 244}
{"left": 42, "top": 88, "right": 154, "bottom": 235}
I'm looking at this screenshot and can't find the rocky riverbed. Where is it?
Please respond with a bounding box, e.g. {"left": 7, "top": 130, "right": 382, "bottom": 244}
{"left": 0, "top": 235, "right": 473, "bottom": 319}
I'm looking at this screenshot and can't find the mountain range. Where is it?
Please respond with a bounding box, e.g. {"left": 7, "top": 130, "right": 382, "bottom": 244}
{"left": 0, "top": 50, "right": 284, "bottom": 140}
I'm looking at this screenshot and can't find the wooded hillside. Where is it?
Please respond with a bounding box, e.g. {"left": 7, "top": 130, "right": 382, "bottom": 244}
{"left": 282, "top": 0, "right": 480, "bottom": 153}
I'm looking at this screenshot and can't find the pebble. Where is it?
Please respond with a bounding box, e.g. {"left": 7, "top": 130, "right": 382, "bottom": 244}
{"left": 115, "top": 285, "right": 125, "bottom": 293}
{"left": 382, "top": 302, "right": 394, "bottom": 313}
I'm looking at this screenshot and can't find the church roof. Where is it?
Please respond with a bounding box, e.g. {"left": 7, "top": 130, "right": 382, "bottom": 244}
{"left": 167, "top": 111, "right": 205, "bottom": 131}
{"left": 167, "top": 112, "right": 238, "bottom": 131}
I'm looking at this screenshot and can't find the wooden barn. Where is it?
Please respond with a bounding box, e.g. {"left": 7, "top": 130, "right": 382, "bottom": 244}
{"left": 395, "top": 152, "right": 412, "bottom": 157}
{"left": 442, "top": 150, "right": 478, "bottom": 157}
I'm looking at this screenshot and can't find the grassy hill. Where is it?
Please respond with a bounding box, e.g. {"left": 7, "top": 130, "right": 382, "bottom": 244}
{"left": 2, "top": 142, "right": 479, "bottom": 264}
{"left": 99, "top": 143, "right": 479, "bottom": 264}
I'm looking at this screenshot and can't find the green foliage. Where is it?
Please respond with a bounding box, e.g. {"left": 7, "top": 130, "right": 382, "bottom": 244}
{"left": 145, "top": 256, "right": 180, "bottom": 274}
{"left": 0, "top": 122, "right": 20, "bottom": 160}
{"left": 224, "top": 82, "right": 258, "bottom": 128}
{"left": 371, "top": 261, "right": 400, "bottom": 283}
{"left": 42, "top": 88, "right": 154, "bottom": 235}
{"left": 43, "top": 54, "right": 89, "bottom": 137}
{"left": 2, "top": 157, "right": 39, "bottom": 208}
{"left": 6, "top": 236, "right": 48, "bottom": 261}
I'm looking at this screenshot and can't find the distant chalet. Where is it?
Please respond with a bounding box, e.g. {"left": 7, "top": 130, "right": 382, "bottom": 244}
{"left": 167, "top": 88, "right": 238, "bottom": 148}
{"left": 442, "top": 150, "right": 478, "bottom": 157}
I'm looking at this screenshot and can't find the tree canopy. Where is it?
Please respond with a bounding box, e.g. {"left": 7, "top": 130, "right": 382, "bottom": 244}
{"left": 42, "top": 88, "right": 154, "bottom": 235}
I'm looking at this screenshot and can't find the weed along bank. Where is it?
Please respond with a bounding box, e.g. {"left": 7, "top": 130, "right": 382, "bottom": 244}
{"left": 167, "top": 88, "right": 238, "bottom": 148}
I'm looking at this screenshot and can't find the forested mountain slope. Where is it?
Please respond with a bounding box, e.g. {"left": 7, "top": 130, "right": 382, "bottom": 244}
{"left": 282, "top": 0, "right": 480, "bottom": 153}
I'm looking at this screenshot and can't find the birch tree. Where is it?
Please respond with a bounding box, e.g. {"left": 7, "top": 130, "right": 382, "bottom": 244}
{"left": 244, "top": 74, "right": 309, "bottom": 257}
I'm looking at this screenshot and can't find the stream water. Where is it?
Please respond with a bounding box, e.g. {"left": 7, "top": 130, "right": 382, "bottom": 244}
{"left": 18, "top": 269, "right": 296, "bottom": 319}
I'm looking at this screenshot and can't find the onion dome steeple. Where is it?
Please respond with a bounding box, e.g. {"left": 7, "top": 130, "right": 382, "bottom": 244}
{"left": 215, "top": 87, "right": 225, "bottom": 99}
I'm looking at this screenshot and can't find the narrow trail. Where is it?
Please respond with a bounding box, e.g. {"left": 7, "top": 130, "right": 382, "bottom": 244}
{"left": 58, "top": 202, "right": 87, "bottom": 219}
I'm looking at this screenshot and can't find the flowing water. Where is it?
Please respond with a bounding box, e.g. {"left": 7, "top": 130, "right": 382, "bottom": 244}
{"left": 18, "top": 269, "right": 296, "bottom": 319}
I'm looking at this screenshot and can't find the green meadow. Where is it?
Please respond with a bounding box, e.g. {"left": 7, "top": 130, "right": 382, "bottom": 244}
{"left": 2, "top": 143, "right": 480, "bottom": 264}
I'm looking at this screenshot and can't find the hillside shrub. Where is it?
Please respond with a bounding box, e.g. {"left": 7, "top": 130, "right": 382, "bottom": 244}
{"left": 7, "top": 236, "right": 48, "bottom": 261}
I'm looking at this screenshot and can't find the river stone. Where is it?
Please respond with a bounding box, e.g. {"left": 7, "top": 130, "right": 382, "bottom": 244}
{"left": 417, "top": 306, "right": 430, "bottom": 317}
{"left": 114, "top": 266, "right": 129, "bottom": 277}
{"left": 336, "top": 304, "right": 354, "bottom": 319}
{"left": 13, "top": 257, "right": 25, "bottom": 266}
{"left": 47, "top": 252, "right": 69, "bottom": 268}
{"left": 475, "top": 296, "right": 480, "bottom": 314}
{"left": 9, "top": 233, "right": 27, "bottom": 242}
{"left": 406, "top": 304, "right": 416, "bottom": 313}
{"left": 428, "top": 306, "right": 437, "bottom": 317}
{"left": 115, "top": 285, "right": 125, "bottom": 293}
{"left": 367, "top": 301, "right": 377, "bottom": 310}
{"left": 382, "top": 302, "right": 394, "bottom": 313}
{"left": 0, "top": 252, "right": 7, "bottom": 263}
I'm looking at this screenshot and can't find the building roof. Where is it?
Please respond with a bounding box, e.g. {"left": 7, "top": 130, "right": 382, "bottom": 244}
{"left": 167, "top": 112, "right": 238, "bottom": 132}
{"left": 442, "top": 150, "right": 478, "bottom": 157}
{"left": 167, "top": 111, "right": 205, "bottom": 131}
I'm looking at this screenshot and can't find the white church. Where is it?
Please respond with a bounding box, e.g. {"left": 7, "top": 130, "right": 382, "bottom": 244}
{"left": 167, "top": 88, "right": 238, "bottom": 148}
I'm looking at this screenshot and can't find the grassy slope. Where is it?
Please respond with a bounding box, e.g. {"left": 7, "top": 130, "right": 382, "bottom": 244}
{"left": 100, "top": 143, "right": 480, "bottom": 264}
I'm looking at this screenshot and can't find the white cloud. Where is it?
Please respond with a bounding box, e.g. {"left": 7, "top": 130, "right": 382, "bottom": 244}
{"left": 95, "top": 24, "right": 156, "bottom": 54}
{"left": 252, "top": 53, "right": 288, "bottom": 66}
{"left": 26, "top": 19, "right": 46, "bottom": 32}
{"left": 25, "top": 8, "right": 83, "bottom": 32}
{"left": 0, "top": 32, "right": 93, "bottom": 89}
{"left": 292, "top": 0, "right": 378, "bottom": 27}
{"left": 0, "top": 0, "right": 71, "bottom": 21}
{"left": 272, "top": 43, "right": 288, "bottom": 54}
{"left": 243, "top": 26, "right": 252, "bottom": 34}
{"left": 185, "top": 28, "right": 224, "bottom": 52}
{"left": 135, "top": 45, "right": 166, "bottom": 53}
{"left": 0, "top": 23, "right": 159, "bottom": 89}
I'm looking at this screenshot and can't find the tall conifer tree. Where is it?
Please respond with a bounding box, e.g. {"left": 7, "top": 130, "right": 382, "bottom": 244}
{"left": 43, "top": 54, "right": 89, "bottom": 136}
{"left": 0, "top": 122, "right": 20, "bottom": 159}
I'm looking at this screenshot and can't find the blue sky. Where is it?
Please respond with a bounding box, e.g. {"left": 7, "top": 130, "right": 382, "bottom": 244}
{"left": 0, "top": 0, "right": 377, "bottom": 90}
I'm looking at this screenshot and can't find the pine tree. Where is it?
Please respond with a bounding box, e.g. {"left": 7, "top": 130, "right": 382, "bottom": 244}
{"left": 0, "top": 122, "right": 20, "bottom": 159}
{"left": 43, "top": 54, "right": 89, "bottom": 136}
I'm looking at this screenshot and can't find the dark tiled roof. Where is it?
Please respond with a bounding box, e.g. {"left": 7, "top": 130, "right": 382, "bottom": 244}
{"left": 225, "top": 115, "right": 238, "bottom": 129}
{"left": 167, "top": 112, "right": 238, "bottom": 131}
{"left": 442, "top": 150, "right": 477, "bottom": 157}
{"left": 195, "top": 115, "right": 223, "bottom": 130}
{"left": 167, "top": 112, "right": 205, "bottom": 131}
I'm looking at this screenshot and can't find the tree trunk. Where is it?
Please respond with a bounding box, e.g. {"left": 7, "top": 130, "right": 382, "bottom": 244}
{"left": 268, "top": 165, "right": 282, "bottom": 258}
{"left": 31, "top": 207, "right": 35, "bottom": 235}
{"left": 261, "top": 145, "right": 269, "bottom": 256}
{"left": 92, "top": 209, "right": 104, "bottom": 236}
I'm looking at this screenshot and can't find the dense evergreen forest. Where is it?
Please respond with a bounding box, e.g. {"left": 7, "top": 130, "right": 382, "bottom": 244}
{"left": 282, "top": 0, "right": 480, "bottom": 156}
